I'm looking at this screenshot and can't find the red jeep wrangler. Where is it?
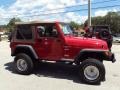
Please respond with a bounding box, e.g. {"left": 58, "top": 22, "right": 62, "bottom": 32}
{"left": 10, "top": 21, "right": 116, "bottom": 84}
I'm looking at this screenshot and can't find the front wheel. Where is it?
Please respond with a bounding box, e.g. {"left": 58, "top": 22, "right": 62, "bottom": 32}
{"left": 79, "top": 59, "right": 105, "bottom": 84}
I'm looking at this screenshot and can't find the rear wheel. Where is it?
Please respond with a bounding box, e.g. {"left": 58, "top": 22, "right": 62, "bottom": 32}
{"left": 79, "top": 59, "right": 105, "bottom": 84}
{"left": 14, "top": 53, "right": 34, "bottom": 75}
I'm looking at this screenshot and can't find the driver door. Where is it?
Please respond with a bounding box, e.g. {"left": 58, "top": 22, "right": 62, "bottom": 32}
{"left": 35, "top": 23, "right": 63, "bottom": 60}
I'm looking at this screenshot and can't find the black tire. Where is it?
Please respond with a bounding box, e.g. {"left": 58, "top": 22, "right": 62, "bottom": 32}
{"left": 79, "top": 59, "right": 105, "bottom": 84}
{"left": 14, "top": 53, "right": 34, "bottom": 75}
{"left": 99, "top": 30, "right": 110, "bottom": 40}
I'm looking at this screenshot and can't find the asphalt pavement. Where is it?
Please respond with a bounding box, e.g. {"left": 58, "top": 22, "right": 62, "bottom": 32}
{"left": 0, "top": 40, "right": 120, "bottom": 90}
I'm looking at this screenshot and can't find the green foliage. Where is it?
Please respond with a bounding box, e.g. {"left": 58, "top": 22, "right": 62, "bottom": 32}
{"left": 70, "top": 21, "right": 80, "bottom": 30}
{"left": 85, "top": 12, "right": 120, "bottom": 34}
{"left": 7, "top": 18, "right": 21, "bottom": 32}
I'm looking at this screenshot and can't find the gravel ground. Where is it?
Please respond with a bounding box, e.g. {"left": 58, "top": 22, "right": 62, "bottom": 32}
{"left": 0, "top": 40, "right": 120, "bottom": 90}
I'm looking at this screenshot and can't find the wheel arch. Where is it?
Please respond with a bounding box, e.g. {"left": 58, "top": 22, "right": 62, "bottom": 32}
{"left": 74, "top": 49, "right": 108, "bottom": 64}
{"left": 12, "top": 45, "right": 38, "bottom": 60}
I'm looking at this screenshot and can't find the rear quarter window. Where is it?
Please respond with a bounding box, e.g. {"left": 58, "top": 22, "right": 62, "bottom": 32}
{"left": 16, "top": 25, "right": 33, "bottom": 40}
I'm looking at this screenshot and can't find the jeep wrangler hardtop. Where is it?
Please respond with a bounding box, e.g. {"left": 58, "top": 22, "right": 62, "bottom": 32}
{"left": 10, "top": 21, "right": 116, "bottom": 84}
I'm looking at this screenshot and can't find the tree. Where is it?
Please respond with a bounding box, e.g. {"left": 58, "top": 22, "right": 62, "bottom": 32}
{"left": 70, "top": 21, "right": 80, "bottom": 30}
{"left": 84, "top": 12, "right": 120, "bottom": 34}
{"left": 104, "top": 12, "right": 120, "bottom": 34}
{"left": 7, "top": 18, "right": 21, "bottom": 32}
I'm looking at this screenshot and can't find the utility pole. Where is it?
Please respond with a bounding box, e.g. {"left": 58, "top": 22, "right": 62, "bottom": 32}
{"left": 88, "top": 0, "right": 91, "bottom": 28}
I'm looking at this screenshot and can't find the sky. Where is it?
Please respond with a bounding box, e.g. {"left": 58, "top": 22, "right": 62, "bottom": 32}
{"left": 0, "top": 0, "right": 120, "bottom": 25}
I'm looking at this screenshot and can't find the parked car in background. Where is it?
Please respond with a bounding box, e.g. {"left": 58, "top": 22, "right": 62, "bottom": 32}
{"left": 8, "top": 32, "right": 12, "bottom": 42}
{"left": 85, "top": 25, "right": 113, "bottom": 50}
{"left": 113, "top": 36, "right": 120, "bottom": 43}
{"left": 0, "top": 34, "right": 1, "bottom": 41}
{"left": 8, "top": 31, "right": 15, "bottom": 42}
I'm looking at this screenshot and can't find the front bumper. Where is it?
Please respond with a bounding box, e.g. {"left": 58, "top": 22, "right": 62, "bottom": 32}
{"left": 105, "top": 52, "right": 116, "bottom": 63}
{"left": 110, "top": 53, "right": 116, "bottom": 63}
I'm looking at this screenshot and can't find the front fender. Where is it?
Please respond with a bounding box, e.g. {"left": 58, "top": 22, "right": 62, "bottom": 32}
{"left": 74, "top": 49, "right": 110, "bottom": 64}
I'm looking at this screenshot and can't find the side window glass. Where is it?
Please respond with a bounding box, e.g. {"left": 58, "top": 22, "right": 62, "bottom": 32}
{"left": 37, "top": 24, "right": 58, "bottom": 37}
{"left": 45, "top": 25, "right": 53, "bottom": 37}
{"left": 45, "top": 25, "right": 58, "bottom": 37}
{"left": 37, "top": 26, "right": 45, "bottom": 37}
{"left": 52, "top": 26, "right": 58, "bottom": 37}
{"left": 16, "top": 25, "right": 32, "bottom": 40}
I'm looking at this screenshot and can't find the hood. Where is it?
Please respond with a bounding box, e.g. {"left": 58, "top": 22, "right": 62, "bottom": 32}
{"left": 65, "top": 36, "right": 108, "bottom": 50}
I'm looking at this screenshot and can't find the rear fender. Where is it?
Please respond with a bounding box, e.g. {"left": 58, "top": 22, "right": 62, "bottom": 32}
{"left": 12, "top": 45, "right": 38, "bottom": 60}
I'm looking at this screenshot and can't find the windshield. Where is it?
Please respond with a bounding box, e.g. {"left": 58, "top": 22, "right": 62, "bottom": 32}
{"left": 59, "top": 24, "right": 73, "bottom": 35}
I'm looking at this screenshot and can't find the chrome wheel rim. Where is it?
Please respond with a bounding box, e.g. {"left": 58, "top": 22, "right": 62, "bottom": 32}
{"left": 17, "top": 59, "right": 27, "bottom": 71}
{"left": 84, "top": 65, "right": 99, "bottom": 81}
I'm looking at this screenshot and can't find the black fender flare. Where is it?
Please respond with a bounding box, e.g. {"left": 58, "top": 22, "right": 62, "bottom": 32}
{"left": 74, "top": 49, "right": 108, "bottom": 64}
{"left": 12, "top": 45, "right": 38, "bottom": 60}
